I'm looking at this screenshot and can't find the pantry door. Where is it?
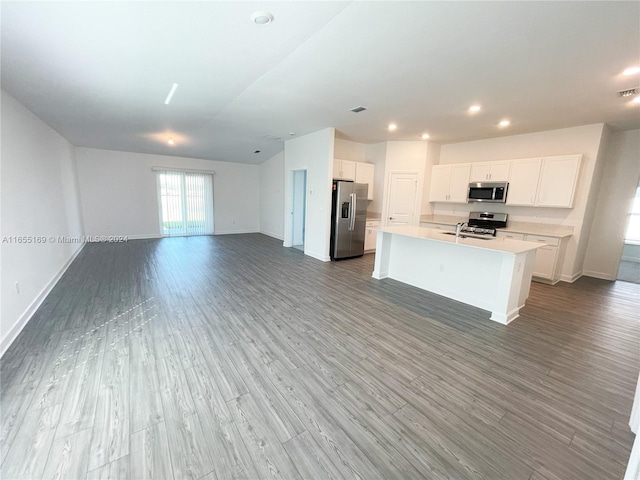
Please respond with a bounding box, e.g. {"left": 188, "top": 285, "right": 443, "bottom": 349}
{"left": 386, "top": 172, "right": 419, "bottom": 226}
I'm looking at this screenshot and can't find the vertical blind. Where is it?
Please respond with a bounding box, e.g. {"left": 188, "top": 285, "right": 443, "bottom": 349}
{"left": 157, "top": 171, "right": 214, "bottom": 236}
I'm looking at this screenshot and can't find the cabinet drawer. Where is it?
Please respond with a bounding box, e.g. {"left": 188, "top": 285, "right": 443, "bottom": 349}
{"left": 496, "top": 231, "right": 525, "bottom": 241}
{"left": 526, "top": 234, "right": 560, "bottom": 246}
{"left": 366, "top": 220, "right": 380, "bottom": 227}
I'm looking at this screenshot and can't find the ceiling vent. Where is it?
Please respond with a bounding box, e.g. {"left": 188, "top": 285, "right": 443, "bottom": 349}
{"left": 618, "top": 88, "right": 638, "bottom": 97}
{"left": 262, "top": 134, "right": 283, "bottom": 141}
{"left": 349, "top": 106, "right": 367, "bottom": 113}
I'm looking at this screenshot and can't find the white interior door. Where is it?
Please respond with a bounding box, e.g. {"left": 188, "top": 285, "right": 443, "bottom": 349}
{"left": 386, "top": 172, "right": 419, "bottom": 226}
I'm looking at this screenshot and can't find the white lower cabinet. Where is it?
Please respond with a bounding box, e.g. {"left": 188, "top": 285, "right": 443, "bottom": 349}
{"left": 495, "top": 231, "right": 525, "bottom": 241}
{"left": 525, "top": 234, "right": 562, "bottom": 283}
{"left": 365, "top": 220, "right": 379, "bottom": 252}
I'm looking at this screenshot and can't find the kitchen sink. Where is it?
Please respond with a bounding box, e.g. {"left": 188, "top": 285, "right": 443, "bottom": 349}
{"left": 440, "top": 232, "right": 495, "bottom": 240}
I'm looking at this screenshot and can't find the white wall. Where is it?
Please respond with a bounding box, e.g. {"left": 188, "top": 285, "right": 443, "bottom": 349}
{"left": 584, "top": 129, "right": 640, "bottom": 279}
{"left": 421, "top": 141, "right": 441, "bottom": 216}
{"left": 283, "top": 128, "right": 334, "bottom": 261}
{"left": 1, "top": 90, "right": 84, "bottom": 356}
{"left": 436, "top": 123, "right": 606, "bottom": 281}
{"left": 334, "top": 137, "right": 367, "bottom": 162}
{"left": 259, "top": 151, "right": 285, "bottom": 240}
{"left": 75, "top": 148, "right": 260, "bottom": 238}
{"left": 364, "top": 142, "right": 387, "bottom": 215}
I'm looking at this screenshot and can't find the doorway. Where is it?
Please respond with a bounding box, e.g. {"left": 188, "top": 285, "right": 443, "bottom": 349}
{"left": 385, "top": 172, "right": 419, "bottom": 226}
{"left": 292, "top": 170, "right": 307, "bottom": 251}
{"left": 617, "top": 183, "right": 640, "bottom": 283}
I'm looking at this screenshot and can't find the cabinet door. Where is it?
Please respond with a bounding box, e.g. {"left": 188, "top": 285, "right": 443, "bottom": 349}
{"left": 333, "top": 159, "right": 356, "bottom": 180}
{"left": 429, "top": 166, "right": 451, "bottom": 202}
{"left": 506, "top": 158, "right": 542, "bottom": 206}
{"left": 532, "top": 246, "right": 558, "bottom": 279}
{"left": 470, "top": 163, "right": 491, "bottom": 182}
{"left": 448, "top": 164, "right": 471, "bottom": 203}
{"left": 355, "top": 163, "right": 375, "bottom": 200}
{"left": 537, "top": 155, "right": 581, "bottom": 208}
{"left": 488, "top": 161, "right": 510, "bottom": 181}
{"left": 332, "top": 159, "right": 342, "bottom": 179}
{"left": 341, "top": 160, "right": 356, "bottom": 180}
{"left": 365, "top": 223, "right": 378, "bottom": 251}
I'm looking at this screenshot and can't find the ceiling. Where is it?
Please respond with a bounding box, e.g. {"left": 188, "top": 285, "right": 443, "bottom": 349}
{"left": 2, "top": 1, "right": 639, "bottom": 165}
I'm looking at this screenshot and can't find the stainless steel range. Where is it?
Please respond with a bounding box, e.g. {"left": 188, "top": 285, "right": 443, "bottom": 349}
{"left": 456, "top": 211, "right": 508, "bottom": 237}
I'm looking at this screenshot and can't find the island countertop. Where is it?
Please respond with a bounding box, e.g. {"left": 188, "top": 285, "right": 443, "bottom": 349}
{"left": 379, "top": 225, "right": 542, "bottom": 255}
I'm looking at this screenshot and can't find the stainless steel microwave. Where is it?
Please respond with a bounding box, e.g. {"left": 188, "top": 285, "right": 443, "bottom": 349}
{"left": 467, "top": 182, "right": 508, "bottom": 203}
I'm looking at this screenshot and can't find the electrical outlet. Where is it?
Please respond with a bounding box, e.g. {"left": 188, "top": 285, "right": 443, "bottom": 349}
{"left": 15, "top": 281, "right": 20, "bottom": 294}
{"left": 439, "top": 264, "right": 445, "bottom": 272}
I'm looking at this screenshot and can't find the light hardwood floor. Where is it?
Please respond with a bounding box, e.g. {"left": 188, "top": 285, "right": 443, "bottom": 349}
{"left": 1, "top": 233, "right": 638, "bottom": 480}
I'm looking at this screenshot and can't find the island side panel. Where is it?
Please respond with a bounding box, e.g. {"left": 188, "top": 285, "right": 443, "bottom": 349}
{"left": 491, "top": 251, "right": 536, "bottom": 324}
{"left": 372, "top": 230, "right": 392, "bottom": 279}
{"left": 379, "top": 233, "right": 534, "bottom": 323}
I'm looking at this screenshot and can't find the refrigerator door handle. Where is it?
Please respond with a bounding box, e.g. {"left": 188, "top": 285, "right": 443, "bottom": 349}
{"left": 349, "top": 193, "right": 356, "bottom": 231}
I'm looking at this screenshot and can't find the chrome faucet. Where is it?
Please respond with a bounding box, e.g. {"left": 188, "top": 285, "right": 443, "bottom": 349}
{"left": 455, "top": 222, "right": 467, "bottom": 237}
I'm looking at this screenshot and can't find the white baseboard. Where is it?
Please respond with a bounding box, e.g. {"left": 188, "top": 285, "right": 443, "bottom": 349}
{"left": 583, "top": 270, "right": 616, "bottom": 281}
{"left": 214, "top": 229, "right": 260, "bottom": 236}
{"left": 305, "top": 250, "right": 331, "bottom": 262}
{"left": 260, "top": 231, "right": 284, "bottom": 241}
{"left": 126, "top": 234, "right": 163, "bottom": 240}
{"left": 560, "top": 270, "right": 583, "bottom": 283}
{"left": 1, "top": 244, "right": 85, "bottom": 358}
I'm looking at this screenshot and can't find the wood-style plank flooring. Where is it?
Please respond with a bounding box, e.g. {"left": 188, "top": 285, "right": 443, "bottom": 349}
{"left": 1, "top": 233, "right": 638, "bottom": 480}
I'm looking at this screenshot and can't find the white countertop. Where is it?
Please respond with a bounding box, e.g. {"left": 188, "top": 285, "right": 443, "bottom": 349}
{"left": 419, "top": 214, "right": 573, "bottom": 238}
{"left": 379, "top": 225, "right": 543, "bottom": 254}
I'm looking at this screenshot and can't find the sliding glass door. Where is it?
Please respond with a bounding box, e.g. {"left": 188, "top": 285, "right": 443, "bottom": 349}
{"left": 157, "top": 171, "right": 214, "bottom": 236}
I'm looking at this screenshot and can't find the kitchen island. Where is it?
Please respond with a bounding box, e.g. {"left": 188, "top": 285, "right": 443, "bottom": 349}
{"left": 372, "top": 226, "right": 542, "bottom": 324}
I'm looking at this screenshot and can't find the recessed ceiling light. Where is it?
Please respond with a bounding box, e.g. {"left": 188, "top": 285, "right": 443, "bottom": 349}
{"left": 254, "top": 150, "right": 261, "bottom": 154}
{"left": 633, "top": 96, "right": 640, "bottom": 104}
{"left": 623, "top": 66, "right": 640, "bottom": 76}
{"left": 388, "top": 123, "right": 397, "bottom": 131}
{"left": 619, "top": 88, "right": 638, "bottom": 97}
{"left": 350, "top": 106, "right": 367, "bottom": 113}
{"left": 499, "top": 119, "right": 510, "bottom": 127}
{"left": 252, "top": 11, "right": 273, "bottom": 25}
{"left": 164, "top": 83, "right": 179, "bottom": 105}
{"left": 168, "top": 137, "right": 175, "bottom": 145}
{"left": 289, "top": 132, "right": 296, "bottom": 136}
{"left": 422, "top": 133, "right": 430, "bottom": 139}
{"left": 469, "top": 105, "right": 481, "bottom": 113}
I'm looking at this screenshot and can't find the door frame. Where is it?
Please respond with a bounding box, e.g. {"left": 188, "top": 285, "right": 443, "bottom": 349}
{"left": 382, "top": 170, "right": 423, "bottom": 227}
{"left": 288, "top": 168, "right": 308, "bottom": 250}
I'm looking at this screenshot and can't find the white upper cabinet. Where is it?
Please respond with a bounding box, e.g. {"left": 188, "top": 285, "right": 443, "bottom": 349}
{"left": 429, "top": 164, "right": 471, "bottom": 203}
{"left": 333, "top": 159, "right": 375, "bottom": 199}
{"left": 333, "top": 159, "right": 356, "bottom": 181}
{"left": 536, "top": 155, "right": 581, "bottom": 208}
{"left": 506, "top": 154, "right": 581, "bottom": 208}
{"left": 469, "top": 161, "right": 510, "bottom": 182}
{"left": 506, "top": 158, "right": 542, "bottom": 206}
{"left": 355, "top": 162, "right": 375, "bottom": 200}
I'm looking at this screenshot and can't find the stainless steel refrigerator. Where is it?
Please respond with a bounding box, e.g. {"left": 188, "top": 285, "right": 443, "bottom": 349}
{"left": 330, "top": 180, "right": 368, "bottom": 260}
